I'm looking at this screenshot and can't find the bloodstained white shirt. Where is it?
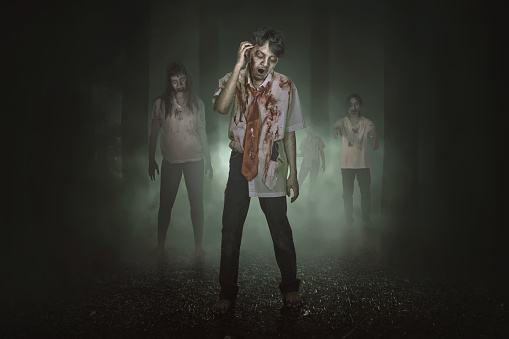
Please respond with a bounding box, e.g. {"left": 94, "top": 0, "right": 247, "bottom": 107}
{"left": 213, "top": 64, "right": 306, "bottom": 197}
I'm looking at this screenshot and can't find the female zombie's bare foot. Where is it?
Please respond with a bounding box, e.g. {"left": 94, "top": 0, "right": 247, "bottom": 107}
{"left": 212, "top": 299, "right": 231, "bottom": 314}
{"left": 195, "top": 246, "right": 206, "bottom": 257}
{"left": 285, "top": 291, "right": 303, "bottom": 307}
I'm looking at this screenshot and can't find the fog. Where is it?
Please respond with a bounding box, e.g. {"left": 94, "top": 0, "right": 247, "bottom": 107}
{"left": 124, "top": 124, "right": 385, "bottom": 258}
{"left": 105, "top": 0, "right": 385, "bottom": 262}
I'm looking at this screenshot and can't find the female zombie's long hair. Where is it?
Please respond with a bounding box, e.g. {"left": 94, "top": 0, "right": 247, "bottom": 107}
{"left": 158, "top": 61, "right": 199, "bottom": 119}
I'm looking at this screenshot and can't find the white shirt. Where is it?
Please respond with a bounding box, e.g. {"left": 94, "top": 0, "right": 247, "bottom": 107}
{"left": 299, "top": 135, "right": 325, "bottom": 167}
{"left": 335, "top": 116, "right": 375, "bottom": 169}
{"left": 213, "top": 64, "right": 306, "bottom": 197}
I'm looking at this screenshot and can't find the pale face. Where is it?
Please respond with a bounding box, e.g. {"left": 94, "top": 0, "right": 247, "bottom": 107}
{"left": 170, "top": 74, "right": 187, "bottom": 93}
{"left": 347, "top": 97, "right": 361, "bottom": 117}
{"left": 248, "top": 40, "right": 279, "bottom": 85}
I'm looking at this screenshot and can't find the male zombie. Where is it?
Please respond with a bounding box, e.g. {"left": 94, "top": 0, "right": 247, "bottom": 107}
{"left": 297, "top": 126, "right": 325, "bottom": 197}
{"left": 333, "top": 94, "right": 379, "bottom": 227}
{"left": 212, "top": 28, "right": 305, "bottom": 314}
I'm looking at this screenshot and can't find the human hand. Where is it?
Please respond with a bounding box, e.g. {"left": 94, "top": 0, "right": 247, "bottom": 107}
{"left": 205, "top": 162, "right": 213, "bottom": 180}
{"left": 149, "top": 160, "right": 159, "bottom": 181}
{"left": 236, "top": 41, "right": 253, "bottom": 69}
{"left": 333, "top": 128, "right": 340, "bottom": 139}
{"left": 286, "top": 174, "right": 299, "bottom": 203}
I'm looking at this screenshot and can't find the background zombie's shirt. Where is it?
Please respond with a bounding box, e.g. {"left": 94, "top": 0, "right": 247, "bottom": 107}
{"left": 334, "top": 116, "right": 375, "bottom": 169}
{"left": 299, "top": 136, "right": 325, "bottom": 168}
{"left": 151, "top": 98, "right": 205, "bottom": 164}
{"left": 213, "top": 64, "right": 305, "bottom": 197}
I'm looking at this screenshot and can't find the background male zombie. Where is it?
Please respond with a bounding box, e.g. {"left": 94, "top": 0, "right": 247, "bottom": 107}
{"left": 334, "top": 94, "right": 379, "bottom": 227}
{"left": 297, "top": 125, "right": 326, "bottom": 198}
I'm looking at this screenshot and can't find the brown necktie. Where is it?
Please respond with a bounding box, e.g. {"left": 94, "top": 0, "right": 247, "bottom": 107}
{"left": 241, "top": 86, "right": 265, "bottom": 181}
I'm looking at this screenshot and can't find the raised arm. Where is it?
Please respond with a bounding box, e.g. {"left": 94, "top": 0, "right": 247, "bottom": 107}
{"left": 214, "top": 41, "right": 253, "bottom": 115}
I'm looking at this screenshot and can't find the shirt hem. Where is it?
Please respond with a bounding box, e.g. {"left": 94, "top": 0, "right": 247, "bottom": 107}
{"left": 286, "top": 122, "right": 306, "bottom": 133}
{"left": 162, "top": 157, "right": 204, "bottom": 164}
{"left": 248, "top": 192, "right": 287, "bottom": 198}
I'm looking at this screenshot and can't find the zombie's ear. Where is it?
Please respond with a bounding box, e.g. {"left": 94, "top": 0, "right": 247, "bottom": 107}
{"left": 245, "top": 49, "right": 251, "bottom": 59}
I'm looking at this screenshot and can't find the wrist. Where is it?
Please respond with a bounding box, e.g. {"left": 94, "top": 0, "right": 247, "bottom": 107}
{"left": 233, "top": 63, "right": 243, "bottom": 72}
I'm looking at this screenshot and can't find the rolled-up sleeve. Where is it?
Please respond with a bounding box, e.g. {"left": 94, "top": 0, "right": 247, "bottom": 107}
{"left": 212, "top": 73, "right": 232, "bottom": 105}
{"left": 197, "top": 99, "right": 206, "bottom": 130}
{"left": 285, "top": 83, "right": 306, "bottom": 133}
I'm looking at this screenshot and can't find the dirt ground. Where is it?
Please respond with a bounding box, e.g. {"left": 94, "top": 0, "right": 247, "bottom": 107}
{"left": 2, "top": 245, "right": 508, "bottom": 338}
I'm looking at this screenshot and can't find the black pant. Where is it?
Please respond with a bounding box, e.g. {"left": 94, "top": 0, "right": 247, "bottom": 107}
{"left": 341, "top": 168, "right": 371, "bottom": 224}
{"left": 158, "top": 159, "right": 204, "bottom": 246}
{"left": 219, "top": 151, "right": 300, "bottom": 302}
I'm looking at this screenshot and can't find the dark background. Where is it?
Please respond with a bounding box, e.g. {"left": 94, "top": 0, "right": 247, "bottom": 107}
{"left": 3, "top": 0, "right": 507, "bottom": 306}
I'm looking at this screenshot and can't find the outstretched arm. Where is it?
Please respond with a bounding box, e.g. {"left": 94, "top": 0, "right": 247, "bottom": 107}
{"left": 214, "top": 41, "right": 253, "bottom": 115}
{"left": 333, "top": 121, "right": 342, "bottom": 139}
{"left": 284, "top": 131, "right": 299, "bottom": 203}
{"left": 320, "top": 148, "right": 326, "bottom": 172}
{"left": 369, "top": 128, "right": 379, "bottom": 150}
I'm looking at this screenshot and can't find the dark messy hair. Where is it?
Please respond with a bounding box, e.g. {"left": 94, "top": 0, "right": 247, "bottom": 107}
{"left": 250, "top": 27, "right": 286, "bottom": 58}
{"left": 345, "top": 93, "right": 363, "bottom": 116}
{"left": 157, "top": 61, "right": 199, "bottom": 119}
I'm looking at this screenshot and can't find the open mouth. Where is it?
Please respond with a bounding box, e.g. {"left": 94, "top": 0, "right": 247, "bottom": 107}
{"left": 257, "top": 68, "right": 266, "bottom": 76}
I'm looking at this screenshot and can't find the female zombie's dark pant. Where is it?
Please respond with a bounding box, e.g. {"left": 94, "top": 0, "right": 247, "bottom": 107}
{"left": 219, "top": 151, "right": 300, "bottom": 302}
{"left": 158, "top": 159, "right": 204, "bottom": 246}
{"left": 341, "top": 168, "right": 371, "bottom": 225}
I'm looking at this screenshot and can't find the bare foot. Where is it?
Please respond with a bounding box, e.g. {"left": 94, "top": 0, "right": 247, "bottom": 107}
{"left": 212, "top": 299, "right": 231, "bottom": 314}
{"left": 285, "top": 291, "right": 303, "bottom": 307}
{"left": 195, "top": 246, "right": 206, "bottom": 257}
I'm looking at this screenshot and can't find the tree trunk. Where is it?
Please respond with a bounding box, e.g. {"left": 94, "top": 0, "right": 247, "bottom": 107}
{"left": 121, "top": 1, "right": 151, "bottom": 197}
{"left": 310, "top": 0, "right": 330, "bottom": 136}
{"left": 199, "top": 0, "right": 219, "bottom": 147}
{"left": 380, "top": 2, "right": 420, "bottom": 271}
